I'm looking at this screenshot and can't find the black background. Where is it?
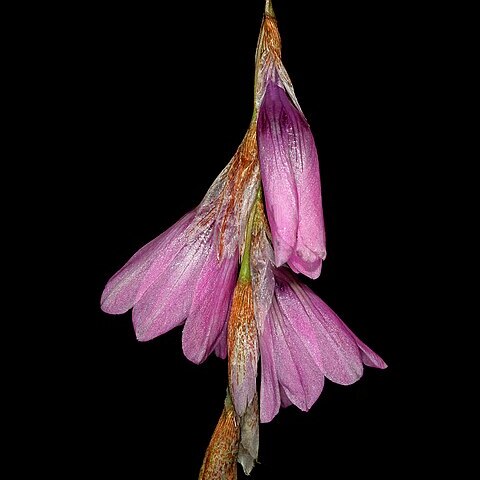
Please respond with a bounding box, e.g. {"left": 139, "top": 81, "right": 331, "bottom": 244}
{"left": 65, "top": 1, "right": 420, "bottom": 477}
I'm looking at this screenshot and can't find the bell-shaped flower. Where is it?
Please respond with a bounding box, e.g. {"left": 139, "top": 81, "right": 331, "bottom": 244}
{"left": 101, "top": 128, "right": 260, "bottom": 365}
{"left": 258, "top": 81, "right": 325, "bottom": 278}
{"left": 101, "top": 207, "right": 238, "bottom": 364}
{"left": 259, "top": 268, "right": 387, "bottom": 423}
{"left": 254, "top": 4, "right": 326, "bottom": 279}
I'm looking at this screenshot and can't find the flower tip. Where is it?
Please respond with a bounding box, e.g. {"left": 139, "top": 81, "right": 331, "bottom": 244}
{"left": 271, "top": 241, "right": 294, "bottom": 270}
{"left": 288, "top": 254, "right": 323, "bottom": 280}
{"left": 238, "top": 454, "right": 255, "bottom": 476}
{"left": 99, "top": 299, "right": 110, "bottom": 314}
{"left": 134, "top": 330, "right": 150, "bottom": 342}
{"left": 132, "top": 319, "right": 155, "bottom": 342}
{"left": 182, "top": 340, "right": 207, "bottom": 365}
{"left": 376, "top": 357, "right": 388, "bottom": 370}
{"left": 99, "top": 293, "right": 126, "bottom": 315}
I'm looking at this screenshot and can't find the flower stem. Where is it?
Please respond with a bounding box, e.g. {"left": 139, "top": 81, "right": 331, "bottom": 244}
{"left": 239, "top": 200, "right": 256, "bottom": 282}
{"left": 238, "top": 186, "right": 262, "bottom": 282}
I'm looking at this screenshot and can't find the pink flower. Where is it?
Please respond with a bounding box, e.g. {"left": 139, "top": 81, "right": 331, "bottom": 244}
{"left": 258, "top": 268, "right": 387, "bottom": 423}
{"left": 101, "top": 129, "right": 260, "bottom": 364}
{"left": 252, "top": 9, "right": 326, "bottom": 280}
{"left": 101, "top": 208, "right": 238, "bottom": 364}
{"left": 257, "top": 81, "right": 326, "bottom": 279}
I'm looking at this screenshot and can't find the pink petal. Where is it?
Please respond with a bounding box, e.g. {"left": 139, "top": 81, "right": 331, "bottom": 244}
{"left": 213, "top": 322, "right": 228, "bottom": 360}
{"left": 343, "top": 328, "right": 388, "bottom": 370}
{"left": 277, "top": 268, "right": 386, "bottom": 384}
{"left": 288, "top": 107, "right": 326, "bottom": 279}
{"left": 100, "top": 210, "right": 196, "bottom": 314}
{"left": 258, "top": 81, "right": 326, "bottom": 279}
{"left": 182, "top": 249, "right": 238, "bottom": 365}
{"left": 279, "top": 385, "right": 293, "bottom": 408}
{"left": 269, "top": 295, "right": 325, "bottom": 412}
{"left": 288, "top": 251, "right": 323, "bottom": 280}
{"left": 258, "top": 82, "right": 299, "bottom": 267}
{"left": 132, "top": 225, "right": 214, "bottom": 342}
{"left": 259, "top": 310, "right": 281, "bottom": 423}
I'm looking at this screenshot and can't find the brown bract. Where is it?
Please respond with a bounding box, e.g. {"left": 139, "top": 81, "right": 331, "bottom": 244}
{"left": 227, "top": 281, "right": 258, "bottom": 391}
{"left": 199, "top": 396, "right": 240, "bottom": 480}
{"left": 254, "top": 10, "right": 282, "bottom": 92}
{"left": 217, "top": 126, "right": 259, "bottom": 258}
{"left": 257, "top": 14, "right": 282, "bottom": 63}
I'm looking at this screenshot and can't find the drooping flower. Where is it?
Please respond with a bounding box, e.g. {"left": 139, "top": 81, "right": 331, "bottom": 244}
{"left": 258, "top": 82, "right": 326, "bottom": 279}
{"left": 101, "top": 127, "right": 260, "bottom": 364}
{"left": 254, "top": 3, "right": 326, "bottom": 279}
{"left": 259, "top": 267, "right": 387, "bottom": 423}
{"left": 246, "top": 191, "right": 385, "bottom": 423}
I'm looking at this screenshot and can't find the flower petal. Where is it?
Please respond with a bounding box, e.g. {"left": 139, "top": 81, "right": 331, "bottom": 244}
{"left": 259, "top": 308, "right": 280, "bottom": 423}
{"left": 279, "top": 385, "right": 293, "bottom": 408}
{"left": 269, "top": 294, "right": 325, "bottom": 412}
{"left": 213, "top": 322, "right": 228, "bottom": 360}
{"left": 258, "top": 82, "right": 299, "bottom": 267}
{"left": 287, "top": 102, "right": 326, "bottom": 279}
{"left": 132, "top": 224, "right": 214, "bottom": 342}
{"left": 182, "top": 249, "right": 238, "bottom": 365}
{"left": 100, "top": 210, "right": 196, "bottom": 314}
{"left": 258, "top": 81, "right": 326, "bottom": 279}
{"left": 288, "top": 251, "right": 323, "bottom": 280}
{"left": 276, "top": 268, "right": 386, "bottom": 384}
{"left": 342, "top": 328, "right": 388, "bottom": 370}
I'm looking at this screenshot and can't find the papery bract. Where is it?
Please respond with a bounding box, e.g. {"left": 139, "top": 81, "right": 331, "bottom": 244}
{"left": 238, "top": 394, "right": 259, "bottom": 475}
{"left": 227, "top": 281, "right": 259, "bottom": 418}
{"left": 199, "top": 393, "right": 240, "bottom": 480}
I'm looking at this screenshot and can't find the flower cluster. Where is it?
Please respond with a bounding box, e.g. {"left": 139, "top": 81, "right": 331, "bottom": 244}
{"left": 101, "top": 1, "right": 386, "bottom": 477}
